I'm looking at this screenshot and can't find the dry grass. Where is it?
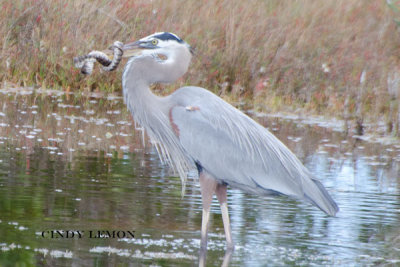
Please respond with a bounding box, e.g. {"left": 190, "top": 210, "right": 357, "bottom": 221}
{"left": 1, "top": 0, "right": 400, "bottom": 134}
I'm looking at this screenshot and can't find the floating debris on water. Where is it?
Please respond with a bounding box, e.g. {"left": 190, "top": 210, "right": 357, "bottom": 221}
{"left": 287, "top": 136, "right": 302, "bottom": 142}
{"left": 84, "top": 110, "right": 95, "bottom": 115}
{"left": 33, "top": 247, "right": 73, "bottom": 258}
{"left": 105, "top": 132, "right": 113, "bottom": 139}
{"left": 89, "top": 246, "right": 196, "bottom": 260}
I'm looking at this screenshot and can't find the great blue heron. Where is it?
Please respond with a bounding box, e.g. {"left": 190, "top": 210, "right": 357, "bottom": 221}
{"left": 79, "top": 32, "right": 339, "bottom": 250}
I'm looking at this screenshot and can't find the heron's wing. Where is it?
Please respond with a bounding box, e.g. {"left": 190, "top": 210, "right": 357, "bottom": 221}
{"left": 170, "top": 86, "right": 338, "bottom": 216}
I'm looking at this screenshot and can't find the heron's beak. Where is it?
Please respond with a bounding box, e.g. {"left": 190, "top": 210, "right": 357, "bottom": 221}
{"left": 121, "top": 41, "right": 145, "bottom": 58}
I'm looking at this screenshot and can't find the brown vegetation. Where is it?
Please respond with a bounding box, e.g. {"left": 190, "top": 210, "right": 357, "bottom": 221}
{"left": 1, "top": 0, "right": 400, "bottom": 134}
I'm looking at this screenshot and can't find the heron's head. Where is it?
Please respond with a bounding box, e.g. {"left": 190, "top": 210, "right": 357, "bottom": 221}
{"left": 122, "top": 32, "right": 193, "bottom": 60}
{"left": 121, "top": 32, "right": 193, "bottom": 83}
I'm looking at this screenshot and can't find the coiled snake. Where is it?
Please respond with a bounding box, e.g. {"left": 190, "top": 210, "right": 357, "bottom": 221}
{"left": 73, "top": 41, "right": 123, "bottom": 75}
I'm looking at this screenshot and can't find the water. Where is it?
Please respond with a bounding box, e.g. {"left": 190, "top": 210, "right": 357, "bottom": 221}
{"left": 0, "top": 87, "right": 399, "bottom": 266}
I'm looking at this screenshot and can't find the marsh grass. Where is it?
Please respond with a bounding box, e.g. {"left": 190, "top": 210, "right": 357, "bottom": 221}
{"left": 1, "top": 0, "right": 400, "bottom": 134}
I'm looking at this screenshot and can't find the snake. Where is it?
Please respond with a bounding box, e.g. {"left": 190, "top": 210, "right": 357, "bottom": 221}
{"left": 73, "top": 41, "right": 123, "bottom": 75}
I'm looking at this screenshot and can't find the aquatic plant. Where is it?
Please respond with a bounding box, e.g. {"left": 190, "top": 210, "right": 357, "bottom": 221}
{"left": 1, "top": 0, "right": 400, "bottom": 134}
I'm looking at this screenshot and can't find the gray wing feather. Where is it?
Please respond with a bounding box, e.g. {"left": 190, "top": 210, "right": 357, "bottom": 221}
{"left": 170, "top": 86, "right": 338, "bottom": 216}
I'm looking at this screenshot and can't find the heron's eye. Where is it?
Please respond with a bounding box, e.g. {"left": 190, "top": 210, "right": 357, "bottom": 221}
{"left": 151, "top": 39, "right": 158, "bottom": 46}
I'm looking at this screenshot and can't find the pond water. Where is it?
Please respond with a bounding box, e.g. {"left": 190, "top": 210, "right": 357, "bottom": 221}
{"left": 0, "top": 87, "right": 399, "bottom": 266}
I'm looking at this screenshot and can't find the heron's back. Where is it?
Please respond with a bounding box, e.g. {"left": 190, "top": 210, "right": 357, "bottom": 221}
{"left": 169, "top": 86, "right": 338, "bottom": 216}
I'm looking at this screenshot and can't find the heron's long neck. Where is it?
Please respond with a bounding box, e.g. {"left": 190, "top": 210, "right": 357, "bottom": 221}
{"left": 122, "top": 72, "right": 164, "bottom": 130}
{"left": 121, "top": 47, "right": 191, "bottom": 126}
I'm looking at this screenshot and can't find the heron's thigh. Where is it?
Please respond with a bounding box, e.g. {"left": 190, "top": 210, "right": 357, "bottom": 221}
{"left": 216, "top": 183, "right": 228, "bottom": 204}
{"left": 199, "top": 172, "right": 217, "bottom": 209}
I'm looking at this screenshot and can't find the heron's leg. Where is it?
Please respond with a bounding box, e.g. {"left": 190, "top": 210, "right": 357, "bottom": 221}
{"left": 216, "top": 183, "right": 234, "bottom": 250}
{"left": 199, "top": 172, "right": 217, "bottom": 250}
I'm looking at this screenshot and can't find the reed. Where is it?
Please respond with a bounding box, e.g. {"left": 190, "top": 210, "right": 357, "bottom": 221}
{"left": 1, "top": 0, "right": 400, "bottom": 134}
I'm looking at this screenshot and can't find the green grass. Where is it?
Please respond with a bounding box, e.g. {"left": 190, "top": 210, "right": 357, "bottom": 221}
{"left": 1, "top": 0, "right": 400, "bottom": 134}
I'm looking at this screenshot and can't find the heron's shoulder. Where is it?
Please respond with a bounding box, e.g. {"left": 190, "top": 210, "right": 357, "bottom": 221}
{"left": 171, "top": 86, "right": 217, "bottom": 99}
{"left": 171, "top": 86, "right": 231, "bottom": 108}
